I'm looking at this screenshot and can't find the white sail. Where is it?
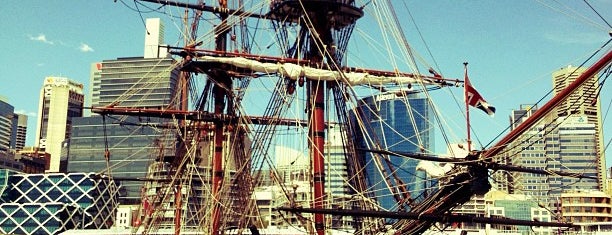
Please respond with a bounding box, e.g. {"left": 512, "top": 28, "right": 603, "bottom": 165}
{"left": 197, "top": 55, "right": 443, "bottom": 86}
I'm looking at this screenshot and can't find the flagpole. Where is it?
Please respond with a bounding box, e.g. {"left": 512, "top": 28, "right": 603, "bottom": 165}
{"left": 464, "top": 62, "right": 471, "bottom": 152}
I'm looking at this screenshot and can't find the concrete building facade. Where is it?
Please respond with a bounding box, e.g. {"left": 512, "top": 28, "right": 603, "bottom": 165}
{"left": 68, "top": 17, "right": 178, "bottom": 204}
{"left": 0, "top": 97, "right": 14, "bottom": 155}
{"left": 560, "top": 190, "right": 612, "bottom": 223}
{"left": 11, "top": 113, "right": 27, "bottom": 151}
{"left": 552, "top": 65, "right": 604, "bottom": 190}
{"left": 34, "top": 77, "right": 84, "bottom": 172}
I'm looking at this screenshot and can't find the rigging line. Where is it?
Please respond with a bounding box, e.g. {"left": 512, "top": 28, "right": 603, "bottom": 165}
{"left": 537, "top": 0, "right": 610, "bottom": 32}
{"left": 592, "top": 64, "right": 611, "bottom": 112}
{"left": 497, "top": 118, "right": 587, "bottom": 175}
{"left": 434, "top": 87, "right": 469, "bottom": 148}
{"left": 602, "top": 85, "right": 612, "bottom": 130}
{"left": 604, "top": 136, "right": 612, "bottom": 158}
{"left": 485, "top": 38, "right": 612, "bottom": 149}
{"left": 583, "top": 0, "right": 612, "bottom": 28}
{"left": 381, "top": 1, "right": 456, "bottom": 154}
{"left": 238, "top": 1, "right": 260, "bottom": 53}
{"left": 401, "top": 1, "right": 442, "bottom": 74}
{"left": 350, "top": 96, "right": 410, "bottom": 200}
{"left": 133, "top": 0, "right": 151, "bottom": 35}
{"left": 101, "top": 114, "right": 113, "bottom": 182}
{"left": 495, "top": 60, "right": 604, "bottom": 162}
{"left": 118, "top": 0, "right": 162, "bottom": 13}
{"left": 485, "top": 181, "right": 561, "bottom": 221}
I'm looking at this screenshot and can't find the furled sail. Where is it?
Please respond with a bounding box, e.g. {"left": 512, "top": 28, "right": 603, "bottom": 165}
{"left": 195, "top": 55, "right": 452, "bottom": 86}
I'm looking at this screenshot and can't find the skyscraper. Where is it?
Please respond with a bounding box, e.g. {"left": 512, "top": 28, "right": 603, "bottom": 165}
{"left": 553, "top": 65, "right": 599, "bottom": 122}
{"left": 552, "top": 65, "right": 604, "bottom": 189}
{"left": 500, "top": 65, "right": 603, "bottom": 209}
{"left": 34, "top": 77, "right": 84, "bottom": 172}
{"left": 326, "top": 125, "right": 350, "bottom": 198}
{"left": 67, "top": 18, "right": 179, "bottom": 204}
{"left": 505, "top": 115, "right": 599, "bottom": 208}
{"left": 0, "top": 97, "right": 13, "bottom": 155}
{"left": 67, "top": 116, "right": 174, "bottom": 204}
{"left": 144, "top": 18, "right": 168, "bottom": 59}
{"left": 493, "top": 104, "right": 541, "bottom": 195}
{"left": 353, "top": 91, "right": 433, "bottom": 211}
{"left": 11, "top": 113, "right": 27, "bottom": 151}
{"left": 325, "top": 125, "right": 353, "bottom": 229}
{"left": 91, "top": 18, "right": 176, "bottom": 110}
{"left": 92, "top": 57, "right": 179, "bottom": 109}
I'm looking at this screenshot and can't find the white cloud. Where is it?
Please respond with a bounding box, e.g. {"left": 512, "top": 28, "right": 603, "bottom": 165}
{"left": 29, "top": 34, "right": 54, "bottom": 45}
{"left": 14, "top": 110, "right": 37, "bottom": 117}
{"left": 543, "top": 31, "right": 606, "bottom": 45}
{"left": 79, "top": 43, "right": 94, "bottom": 52}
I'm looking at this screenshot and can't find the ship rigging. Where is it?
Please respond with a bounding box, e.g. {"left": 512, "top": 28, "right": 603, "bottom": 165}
{"left": 92, "top": 0, "right": 612, "bottom": 234}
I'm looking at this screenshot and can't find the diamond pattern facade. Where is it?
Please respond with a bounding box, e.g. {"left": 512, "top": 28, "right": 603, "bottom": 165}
{"left": 0, "top": 203, "right": 80, "bottom": 235}
{"left": 0, "top": 171, "right": 119, "bottom": 234}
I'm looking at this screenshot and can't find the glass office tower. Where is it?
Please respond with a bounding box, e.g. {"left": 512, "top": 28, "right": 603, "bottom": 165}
{"left": 353, "top": 92, "right": 433, "bottom": 211}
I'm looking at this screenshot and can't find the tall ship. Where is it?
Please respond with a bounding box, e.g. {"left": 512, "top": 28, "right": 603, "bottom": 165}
{"left": 83, "top": 0, "right": 612, "bottom": 234}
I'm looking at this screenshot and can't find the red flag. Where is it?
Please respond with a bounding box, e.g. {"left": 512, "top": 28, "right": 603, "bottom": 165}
{"left": 464, "top": 68, "right": 496, "bottom": 116}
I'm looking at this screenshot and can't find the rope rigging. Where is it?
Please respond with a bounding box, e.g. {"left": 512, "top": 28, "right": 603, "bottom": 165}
{"left": 95, "top": 0, "right": 612, "bottom": 234}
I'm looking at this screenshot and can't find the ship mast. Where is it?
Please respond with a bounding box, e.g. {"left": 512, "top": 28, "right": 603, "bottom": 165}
{"left": 267, "top": 1, "right": 363, "bottom": 234}
{"left": 210, "top": 0, "right": 229, "bottom": 234}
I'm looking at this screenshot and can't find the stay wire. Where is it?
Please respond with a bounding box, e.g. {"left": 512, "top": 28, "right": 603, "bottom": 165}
{"left": 583, "top": 0, "right": 612, "bottom": 28}
{"left": 484, "top": 38, "right": 612, "bottom": 149}
{"left": 490, "top": 59, "right": 609, "bottom": 173}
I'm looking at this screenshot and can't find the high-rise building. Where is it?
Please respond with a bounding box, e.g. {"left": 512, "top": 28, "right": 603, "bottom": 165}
{"left": 144, "top": 18, "right": 168, "bottom": 59}
{"left": 553, "top": 65, "right": 599, "bottom": 122}
{"left": 67, "top": 18, "right": 179, "bottom": 204}
{"left": 552, "top": 65, "right": 604, "bottom": 189}
{"left": 353, "top": 91, "right": 433, "bottom": 211}
{"left": 67, "top": 116, "right": 174, "bottom": 204}
{"left": 494, "top": 104, "right": 544, "bottom": 195}
{"left": 510, "top": 104, "right": 538, "bottom": 130}
{"left": 325, "top": 125, "right": 353, "bottom": 230}
{"left": 548, "top": 116, "right": 599, "bottom": 192}
{"left": 34, "top": 77, "right": 84, "bottom": 172}
{"left": 504, "top": 107, "right": 600, "bottom": 208}
{"left": 499, "top": 65, "right": 603, "bottom": 209}
{"left": 0, "top": 97, "right": 14, "bottom": 155}
{"left": 91, "top": 17, "right": 176, "bottom": 110}
{"left": 92, "top": 57, "right": 179, "bottom": 109}
{"left": 11, "top": 114, "right": 27, "bottom": 151}
{"left": 87, "top": 62, "right": 102, "bottom": 116}
{"left": 326, "top": 125, "right": 350, "bottom": 197}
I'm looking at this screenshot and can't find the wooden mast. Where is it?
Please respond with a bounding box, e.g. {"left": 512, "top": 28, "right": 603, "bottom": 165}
{"left": 307, "top": 7, "right": 330, "bottom": 235}
{"left": 211, "top": 0, "right": 229, "bottom": 234}
{"left": 265, "top": 1, "right": 361, "bottom": 234}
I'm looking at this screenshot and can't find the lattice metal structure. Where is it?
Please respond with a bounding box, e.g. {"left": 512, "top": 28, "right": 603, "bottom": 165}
{"left": 0, "top": 169, "right": 15, "bottom": 203}
{"left": 0, "top": 172, "right": 120, "bottom": 234}
{"left": 0, "top": 203, "right": 80, "bottom": 235}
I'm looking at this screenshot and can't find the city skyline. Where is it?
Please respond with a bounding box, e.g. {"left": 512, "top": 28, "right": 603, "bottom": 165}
{"left": 0, "top": 1, "right": 611, "bottom": 166}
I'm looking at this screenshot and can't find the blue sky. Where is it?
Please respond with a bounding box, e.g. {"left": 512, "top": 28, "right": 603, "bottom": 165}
{"left": 0, "top": 1, "right": 611, "bottom": 165}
